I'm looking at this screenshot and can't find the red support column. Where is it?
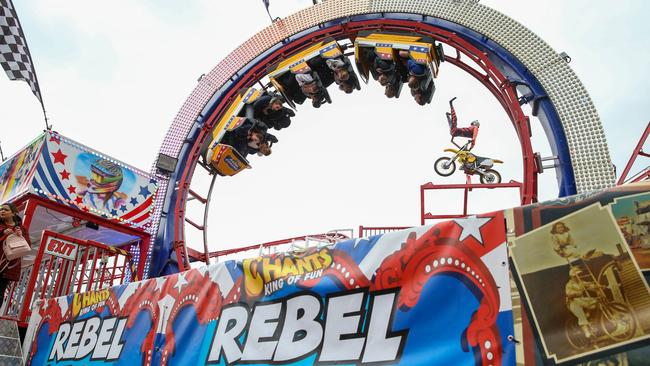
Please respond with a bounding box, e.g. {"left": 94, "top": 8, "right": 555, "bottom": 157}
{"left": 420, "top": 185, "right": 426, "bottom": 226}
{"left": 617, "top": 121, "right": 650, "bottom": 185}
{"left": 420, "top": 181, "right": 523, "bottom": 222}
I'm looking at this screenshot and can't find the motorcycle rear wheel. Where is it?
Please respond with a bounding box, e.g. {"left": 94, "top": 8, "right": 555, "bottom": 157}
{"left": 434, "top": 157, "right": 456, "bottom": 177}
{"left": 480, "top": 169, "right": 502, "bottom": 184}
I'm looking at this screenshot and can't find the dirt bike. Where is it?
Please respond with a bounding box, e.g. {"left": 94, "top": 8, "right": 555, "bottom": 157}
{"left": 564, "top": 261, "right": 637, "bottom": 350}
{"left": 434, "top": 140, "right": 503, "bottom": 184}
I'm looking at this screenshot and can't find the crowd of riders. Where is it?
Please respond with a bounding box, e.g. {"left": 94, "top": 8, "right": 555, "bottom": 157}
{"left": 222, "top": 53, "right": 361, "bottom": 159}
{"left": 222, "top": 40, "right": 482, "bottom": 165}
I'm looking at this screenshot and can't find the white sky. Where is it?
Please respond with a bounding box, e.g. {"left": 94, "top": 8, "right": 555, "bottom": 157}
{"left": 1, "top": 0, "right": 648, "bottom": 259}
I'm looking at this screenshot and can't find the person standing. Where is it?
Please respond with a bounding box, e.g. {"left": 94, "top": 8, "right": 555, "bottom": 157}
{"left": 0, "top": 203, "right": 29, "bottom": 309}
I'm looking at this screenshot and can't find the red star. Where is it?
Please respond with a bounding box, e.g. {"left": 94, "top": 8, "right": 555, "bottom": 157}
{"left": 82, "top": 206, "right": 89, "bottom": 212}
{"left": 49, "top": 135, "right": 61, "bottom": 144}
{"left": 67, "top": 185, "right": 76, "bottom": 194}
{"left": 52, "top": 149, "right": 67, "bottom": 165}
{"left": 74, "top": 196, "right": 83, "bottom": 205}
{"left": 59, "top": 170, "right": 70, "bottom": 180}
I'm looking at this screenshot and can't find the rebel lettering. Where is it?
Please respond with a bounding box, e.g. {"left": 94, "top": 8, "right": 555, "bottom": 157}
{"left": 75, "top": 317, "right": 100, "bottom": 359}
{"left": 208, "top": 306, "right": 249, "bottom": 364}
{"left": 320, "top": 291, "right": 365, "bottom": 361}
{"left": 274, "top": 294, "right": 323, "bottom": 362}
{"left": 207, "top": 290, "right": 407, "bottom": 364}
{"left": 241, "top": 302, "right": 282, "bottom": 361}
{"left": 48, "top": 317, "right": 127, "bottom": 362}
{"left": 361, "top": 293, "right": 406, "bottom": 363}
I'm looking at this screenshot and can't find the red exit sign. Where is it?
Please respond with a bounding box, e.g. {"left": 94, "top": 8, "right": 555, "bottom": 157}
{"left": 44, "top": 237, "right": 78, "bottom": 260}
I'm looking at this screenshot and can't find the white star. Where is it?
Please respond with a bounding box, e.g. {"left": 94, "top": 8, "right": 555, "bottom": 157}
{"left": 154, "top": 277, "right": 167, "bottom": 292}
{"left": 352, "top": 238, "right": 364, "bottom": 248}
{"left": 173, "top": 272, "right": 189, "bottom": 293}
{"left": 209, "top": 268, "right": 222, "bottom": 283}
{"left": 454, "top": 215, "right": 492, "bottom": 245}
{"left": 195, "top": 266, "right": 209, "bottom": 276}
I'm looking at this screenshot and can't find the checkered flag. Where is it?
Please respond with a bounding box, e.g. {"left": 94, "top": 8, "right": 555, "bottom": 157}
{"left": 1, "top": 0, "right": 43, "bottom": 103}
{"left": 262, "top": 0, "right": 273, "bottom": 21}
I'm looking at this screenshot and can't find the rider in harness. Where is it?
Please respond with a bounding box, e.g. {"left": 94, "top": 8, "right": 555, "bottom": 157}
{"left": 446, "top": 97, "right": 480, "bottom": 150}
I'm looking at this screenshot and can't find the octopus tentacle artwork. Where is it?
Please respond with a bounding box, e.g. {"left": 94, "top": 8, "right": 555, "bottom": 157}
{"left": 371, "top": 227, "right": 502, "bottom": 366}
{"left": 159, "top": 269, "right": 223, "bottom": 365}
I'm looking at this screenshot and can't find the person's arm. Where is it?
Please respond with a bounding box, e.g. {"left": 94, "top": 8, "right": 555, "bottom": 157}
{"left": 245, "top": 104, "right": 255, "bottom": 119}
{"left": 568, "top": 233, "right": 576, "bottom": 247}
{"left": 470, "top": 127, "right": 479, "bottom": 149}
{"left": 252, "top": 96, "right": 271, "bottom": 117}
{"left": 0, "top": 224, "right": 11, "bottom": 243}
{"left": 20, "top": 225, "right": 29, "bottom": 241}
{"left": 551, "top": 234, "right": 561, "bottom": 250}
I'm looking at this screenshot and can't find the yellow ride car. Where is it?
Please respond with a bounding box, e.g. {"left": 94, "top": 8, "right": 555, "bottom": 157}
{"left": 267, "top": 39, "right": 359, "bottom": 108}
{"left": 202, "top": 87, "right": 263, "bottom": 176}
{"left": 354, "top": 31, "right": 444, "bottom": 103}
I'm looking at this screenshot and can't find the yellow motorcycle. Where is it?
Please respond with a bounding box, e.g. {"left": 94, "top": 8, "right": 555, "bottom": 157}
{"left": 434, "top": 141, "right": 503, "bottom": 184}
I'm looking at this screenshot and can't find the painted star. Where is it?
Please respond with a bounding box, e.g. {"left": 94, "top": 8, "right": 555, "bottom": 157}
{"left": 139, "top": 185, "right": 151, "bottom": 199}
{"left": 67, "top": 185, "right": 76, "bottom": 194}
{"left": 173, "top": 272, "right": 189, "bottom": 293}
{"left": 453, "top": 215, "right": 492, "bottom": 245}
{"left": 149, "top": 178, "right": 157, "bottom": 185}
{"left": 111, "top": 209, "right": 118, "bottom": 216}
{"left": 74, "top": 196, "right": 83, "bottom": 205}
{"left": 209, "top": 267, "right": 224, "bottom": 284}
{"left": 154, "top": 277, "right": 167, "bottom": 292}
{"left": 119, "top": 205, "right": 127, "bottom": 213}
{"left": 195, "top": 266, "right": 209, "bottom": 278}
{"left": 59, "top": 170, "right": 70, "bottom": 180}
{"left": 51, "top": 149, "right": 68, "bottom": 165}
{"left": 130, "top": 197, "right": 138, "bottom": 206}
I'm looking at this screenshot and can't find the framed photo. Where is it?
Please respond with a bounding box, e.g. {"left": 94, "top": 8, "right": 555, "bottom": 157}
{"left": 610, "top": 191, "right": 650, "bottom": 271}
{"left": 509, "top": 203, "right": 650, "bottom": 363}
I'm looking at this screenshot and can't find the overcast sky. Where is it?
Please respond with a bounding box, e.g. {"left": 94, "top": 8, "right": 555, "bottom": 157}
{"left": 1, "top": 0, "right": 648, "bottom": 259}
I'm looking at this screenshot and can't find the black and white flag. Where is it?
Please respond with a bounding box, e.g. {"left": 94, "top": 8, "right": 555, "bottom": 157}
{"left": 262, "top": 0, "right": 273, "bottom": 21}
{"left": 1, "top": 0, "right": 43, "bottom": 103}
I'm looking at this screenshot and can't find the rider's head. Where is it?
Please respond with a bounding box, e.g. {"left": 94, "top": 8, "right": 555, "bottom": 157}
{"left": 551, "top": 221, "right": 569, "bottom": 234}
{"left": 470, "top": 120, "right": 480, "bottom": 128}
{"left": 269, "top": 96, "right": 284, "bottom": 111}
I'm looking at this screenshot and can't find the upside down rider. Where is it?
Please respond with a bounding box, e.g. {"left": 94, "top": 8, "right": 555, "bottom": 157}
{"left": 446, "top": 97, "right": 480, "bottom": 150}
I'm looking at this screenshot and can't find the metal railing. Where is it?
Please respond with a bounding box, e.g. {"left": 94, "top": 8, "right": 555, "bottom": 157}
{"left": 0, "top": 231, "right": 134, "bottom": 325}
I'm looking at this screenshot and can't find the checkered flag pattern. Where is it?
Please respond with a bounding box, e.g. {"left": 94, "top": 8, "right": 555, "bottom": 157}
{"left": 0, "top": 0, "right": 42, "bottom": 102}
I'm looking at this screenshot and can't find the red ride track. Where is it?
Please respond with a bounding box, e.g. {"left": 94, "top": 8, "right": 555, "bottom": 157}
{"left": 171, "top": 19, "right": 537, "bottom": 270}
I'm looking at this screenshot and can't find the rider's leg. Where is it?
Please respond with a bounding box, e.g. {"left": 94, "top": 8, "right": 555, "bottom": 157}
{"left": 448, "top": 106, "right": 458, "bottom": 132}
{"left": 569, "top": 300, "right": 593, "bottom": 337}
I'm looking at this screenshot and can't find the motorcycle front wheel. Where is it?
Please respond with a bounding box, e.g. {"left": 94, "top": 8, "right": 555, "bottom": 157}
{"left": 480, "top": 169, "right": 502, "bottom": 184}
{"left": 434, "top": 157, "right": 456, "bottom": 177}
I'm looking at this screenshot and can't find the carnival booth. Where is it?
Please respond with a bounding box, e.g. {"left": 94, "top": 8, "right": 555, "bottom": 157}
{"left": 0, "top": 131, "right": 157, "bottom": 326}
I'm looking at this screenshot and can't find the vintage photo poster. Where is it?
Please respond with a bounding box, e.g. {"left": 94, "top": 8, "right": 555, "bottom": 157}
{"left": 611, "top": 191, "right": 650, "bottom": 270}
{"left": 510, "top": 203, "right": 650, "bottom": 363}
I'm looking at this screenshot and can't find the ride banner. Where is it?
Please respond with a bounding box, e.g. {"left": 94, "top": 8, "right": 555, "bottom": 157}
{"left": 0, "top": 135, "right": 44, "bottom": 203}
{"left": 28, "top": 131, "right": 158, "bottom": 229}
{"left": 507, "top": 182, "right": 650, "bottom": 364}
{"left": 24, "top": 213, "right": 516, "bottom": 365}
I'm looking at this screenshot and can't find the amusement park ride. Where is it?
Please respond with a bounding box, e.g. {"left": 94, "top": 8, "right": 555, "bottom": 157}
{"left": 1, "top": 0, "right": 649, "bottom": 365}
